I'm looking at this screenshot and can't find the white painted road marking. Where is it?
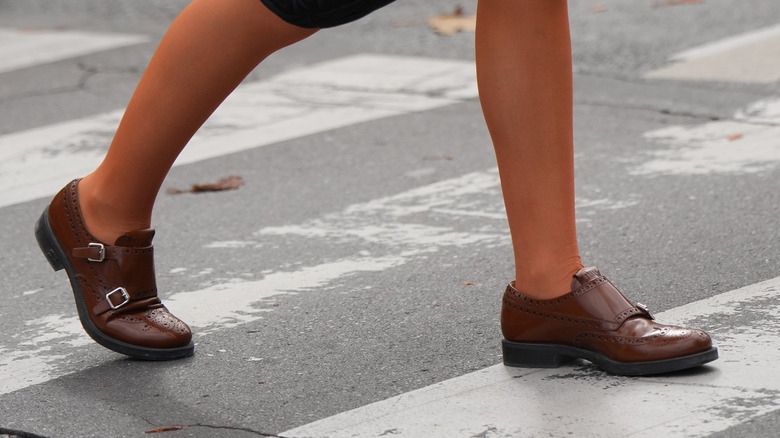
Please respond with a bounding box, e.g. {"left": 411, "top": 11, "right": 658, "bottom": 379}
{"left": 0, "top": 51, "right": 633, "bottom": 398}
{"left": 3, "top": 34, "right": 780, "bottom": 435}
{"left": 646, "top": 24, "right": 780, "bottom": 83}
{"left": 0, "top": 27, "right": 149, "bottom": 74}
{"left": 0, "top": 165, "right": 636, "bottom": 397}
{"left": 635, "top": 97, "right": 780, "bottom": 176}
{"left": 282, "top": 276, "right": 780, "bottom": 438}
{"left": 0, "top": 54, "right": 477, "bottom": 209}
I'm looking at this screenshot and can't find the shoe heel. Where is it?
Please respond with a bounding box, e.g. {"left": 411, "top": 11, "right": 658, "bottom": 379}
{"left": 502, "top": 339, "right": 573, "bottom": 368}
{"left": 35, "top": 208, "right": 65, "bottom": 272}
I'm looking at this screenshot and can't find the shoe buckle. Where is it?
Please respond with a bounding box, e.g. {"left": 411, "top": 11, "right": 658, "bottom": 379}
{"left": 106, "top": 287, "right": 130, "bottom": 310}
{"left": 636, "top": 302, "right": 655, "bottom": 320}
{"left": 87, "top": 243, "right": 105, "bottom": 262}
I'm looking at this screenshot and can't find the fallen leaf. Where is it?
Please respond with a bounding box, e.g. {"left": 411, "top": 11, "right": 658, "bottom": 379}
{"left": 652, "top": 0, "right": 704, "bottom": 7}
{"left": 167, "top": 175, "right": 245, "bottom": 194}
{"left": 145, "top": 425, "right": 187, "bottom": 433}
{"left": 590, "top": 3, "right": 607, "bottom": 13}
{"left": 727, "top": 133, "right": 743, "bottom": 141}
{"left": 460, "top": 281, "right": 476, "bottom": 285}
{"left": 427, "top": 5, "right": 476, "bottom": 35}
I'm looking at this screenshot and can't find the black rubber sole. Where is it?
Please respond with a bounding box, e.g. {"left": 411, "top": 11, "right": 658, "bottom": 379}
{"left": 502, "top": 339, "right": 718, "bottom": 376}
{"left": 35, "top": 206, "right": 194, "bottom": 361}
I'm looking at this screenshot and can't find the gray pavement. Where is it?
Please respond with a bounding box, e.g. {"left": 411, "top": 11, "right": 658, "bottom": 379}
{"left": 1, "top": 1, "right": 780, "bottom": 437}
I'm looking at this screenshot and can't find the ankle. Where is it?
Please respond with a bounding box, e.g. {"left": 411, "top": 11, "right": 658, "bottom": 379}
{"left": 514, "top": 261, "right": 583, "bottom": 299}
{"left": 77, "top": 176, "right": 152, "bottom": 244}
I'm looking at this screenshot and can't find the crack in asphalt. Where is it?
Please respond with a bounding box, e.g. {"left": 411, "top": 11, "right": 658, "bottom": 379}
{"left": 0, "top": 61, "right": 139, "bottom": 104}
{"left": 0, "top": 68, "right": 88, "bottom": 104}
{"left": 575, "top": 69, "right": 771, "bottom": 97}
{"left": 576, "top": 99, "right": 723, "bottom": 122}
{"left": 188, "top": 424, "right": 289, "bottom": 437}
{"left": 118, "top": 407, "right": 157, "bottom": 429}
{"left": 577, "top": 96, "right": 780, "bottom": 128}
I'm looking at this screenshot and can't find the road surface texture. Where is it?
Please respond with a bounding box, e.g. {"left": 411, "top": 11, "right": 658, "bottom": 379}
{"left": 1, "top": 0, "right": 780, "bottom": 437}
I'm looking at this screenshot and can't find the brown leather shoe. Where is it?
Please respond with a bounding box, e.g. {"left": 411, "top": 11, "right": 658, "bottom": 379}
{"left": 501, "top": 267, "right": 718, "bottom": 375}
{"left": 35, "top": 179, "right": 194, "bottom": 360}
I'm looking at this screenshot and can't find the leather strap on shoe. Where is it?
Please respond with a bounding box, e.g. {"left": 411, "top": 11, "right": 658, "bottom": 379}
{"left": 72, "top": 243, "right": 153, "bottom": 262}
{"left": 93, "top": 293, "right": 161, "bottom": 316}
{"left": 571, "top": 269, "right": 651, "bottom": 328}
{"left": 72, "top": 242, "right": 160, "bottom": 316}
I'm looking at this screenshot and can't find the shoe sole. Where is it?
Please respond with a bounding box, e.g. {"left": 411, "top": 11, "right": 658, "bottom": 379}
{"left": 35, "top": 206, "right": 194, "bottom": 361}
{"left": 502, "top": 339, "right": 718, "bottom": 376}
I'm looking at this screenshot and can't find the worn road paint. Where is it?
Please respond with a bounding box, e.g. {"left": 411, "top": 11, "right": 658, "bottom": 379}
{"left": 282, "top": 276, "right": 780, "bottom": 438}
{"left": 254, "top": 167, "right": 631, "bottom": 250}
{"left": 0, "top": 256, "right": 403, "bottom": 396}
{"left": 0, "top": 167, "right": 635, "bottom": 397}
{"left": 0, "top": 27, "right": 149, "bottom": 74}
{"left": 635, "top": 97, "right": 780, "bottom": 176}
{"left": 256, "top": 169, "right": 507, "bottom": 249}
{"left": 645, "top": 24, "right": 780, "bottom": 83}
{"left": 0, "top": 54, "right": 477, "bottom": 209}
{"left": 167, "top": 256, "right": 405, "bottom": 335}
{"left": 736, "top": 97, "right": 780, "bottom": 125}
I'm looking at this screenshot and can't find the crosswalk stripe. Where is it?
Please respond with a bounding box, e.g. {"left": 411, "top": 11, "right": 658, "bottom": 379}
{"left": 0, "top": 54, "right": 477, "bottom": 210}
{"left": 0, "top": 53, "right": 476, "bottom": 396}
{"left": 633, "top": 97, "right": 780, "bottom": 176}
{"left": 3, "top": 29, "right": 778, "bottom": 435}
{"left": 0, "top": 162, "right": 635, "bottom": 397}
{"left": 645, "top": 24, "right": 780, "bottom": 83}
{"left": 0, "top": 27, "right": 149, "bottom": 74}
{"left": 281, "top": 275, "right": 780, "bottom": 438}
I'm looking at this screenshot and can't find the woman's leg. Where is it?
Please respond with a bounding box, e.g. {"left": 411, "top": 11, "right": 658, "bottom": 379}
{"left": 78, "top": 0, "right": 317, "bottom": 244}
{"left": 477, "top": 0, "right": 717, "bottom": 375}
{"left": 476, "top": 0, "right": 582, "bottom": 299}
{"left": 36, "top": 0, "right": 317, "bottom": 360}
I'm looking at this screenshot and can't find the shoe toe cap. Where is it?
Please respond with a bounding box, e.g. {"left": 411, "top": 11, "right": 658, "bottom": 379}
{"left": 105, "top": 309, "right": 192, "bottom": 349}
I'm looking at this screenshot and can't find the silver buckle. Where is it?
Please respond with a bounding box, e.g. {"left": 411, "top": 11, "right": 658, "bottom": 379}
{"left": 106, "top": 287, "right": 130, "bottom": 310}
{"left": 636, "top": 302, "right": 654, "bottom": 320}
{"left": 87, "top": 243, "right": 105, "bottom": 262}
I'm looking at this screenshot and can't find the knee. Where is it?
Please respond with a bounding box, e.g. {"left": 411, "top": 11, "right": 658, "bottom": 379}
{"left": 259, "top": 0, "right": 396, "bottom": 28}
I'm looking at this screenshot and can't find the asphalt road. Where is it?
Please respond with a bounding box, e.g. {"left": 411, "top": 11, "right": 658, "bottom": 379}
{"left": 1, "top": 1, "right": 780, "bottom": 437}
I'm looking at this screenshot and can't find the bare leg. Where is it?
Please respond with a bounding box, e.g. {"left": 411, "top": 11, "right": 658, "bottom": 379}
{"left": 478, "top": 0, "right": 718, "bottom": 375}
{"left": 36, "top": 0, "right": 318, "bottom": 360}
{"left": 476, "top": 0, "right": 583, "bottom": 298}
{"left": 78, "top": 0, "right": 317, "bottom": 244}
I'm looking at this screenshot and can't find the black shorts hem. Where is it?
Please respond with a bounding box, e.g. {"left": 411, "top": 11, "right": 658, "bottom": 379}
{"left": 259, "top": 0, "right": 396, "bottom": 29}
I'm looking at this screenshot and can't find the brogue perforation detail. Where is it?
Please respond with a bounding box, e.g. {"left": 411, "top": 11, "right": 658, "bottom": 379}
{"left": 77, "top": 275, "right": 103, "bottom": 303}
{"left": 88, "top": 263, "right": 111, "bottom": 291}
{"left": 39, "top": 179, "right": 193, "bottom": 358}
{"left": 575, "top": 332, "right": 651, "bottom": 346}
{"left": 509, "top": 277, "right": 608, "bottom": 307}
{"left": 147, "top": 309, "right": 190, "bottom": 335}
{"left": 571, "top": 276, "right": 610, "bottom": 299}
{"left": 507, "top": 276, "right": 610, "bottom": 308}
{"left": 666, "top": 329, "right": 693, "bottom": 341}
{"left": 120, "top": 315, "right": 144, "bottom": 323}
{"left": 615, "top": 307, "right": 644, "bottom": 323}
{"left": 118, "top": 247, "right": 153, "bottom": 255}
{"left": 65, "top": 182, "right": 90, "bottom": 240}
{"left": 499, "top": 267, "right": 717, "bottom": 371}
{"left": 503, "top": 297, "right": 602, "bottom": 329}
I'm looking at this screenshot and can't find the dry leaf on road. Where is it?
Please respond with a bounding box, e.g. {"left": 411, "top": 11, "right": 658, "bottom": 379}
{"left": 590, "top": 3, "right": 607, "bottom": 13}
{"left": 145, "top": 425, "right": 187, "bottom": 433}
{"left": 167, "top": 175, "right": 245, "bottom": 194}
{"left": 726, "top": 133, "right": 744, "bottom": 141}
{"left": 427, "top": 6, "right": 476, "bottom": 35}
